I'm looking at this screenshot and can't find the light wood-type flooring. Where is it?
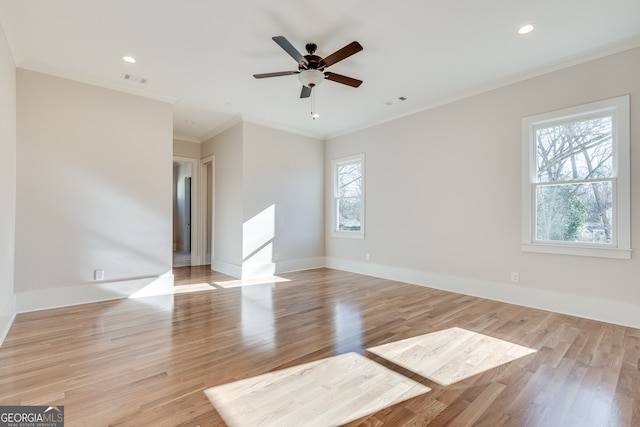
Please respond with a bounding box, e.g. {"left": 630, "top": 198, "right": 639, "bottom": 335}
{"left": 172, "top": 251, "right": 192, "bottom": 268}
{"left": 1, "top": 266, "right": 638, "bottom": 426}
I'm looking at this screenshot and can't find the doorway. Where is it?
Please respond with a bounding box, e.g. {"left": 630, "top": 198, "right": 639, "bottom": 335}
{"left": 172, "top": 157, "right": 199, "bottom": 267}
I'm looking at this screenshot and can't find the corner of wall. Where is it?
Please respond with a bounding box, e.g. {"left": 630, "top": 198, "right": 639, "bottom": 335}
{"left": 0, "top": 295, "right": 17, "bottom": 347}
{"left": 0, "top": 12, "right": 17, "bottom": 349}
{"left": 212, "top": 259, "right": 242, "bottom": 279}
{"left": 275, "top": 257, "right": 326, "bottom": 275}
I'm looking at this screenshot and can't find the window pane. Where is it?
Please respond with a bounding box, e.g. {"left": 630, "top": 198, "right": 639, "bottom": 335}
{"left": 535, "top": 116, "right": 612, "bottom": 183}
{"left": 535, "top": 182, "right": 613, "bottom": 244}
{"left": 338, "top": 198, "right": 361, "bottom": 231}
{"left": 337, "top": 161, "right": 362, "bottom": 197}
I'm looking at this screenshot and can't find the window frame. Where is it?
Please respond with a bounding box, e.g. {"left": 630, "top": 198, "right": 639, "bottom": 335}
{"left": 331, "top": 153, "right": 365, "bottom": 239}
{"left": 521, "top": 95, "right": 631, "bottom": 259}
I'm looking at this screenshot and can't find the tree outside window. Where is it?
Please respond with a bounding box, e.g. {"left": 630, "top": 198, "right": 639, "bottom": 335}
{"left": 534, "top": 116, "right": 613, "bottom": 244}
{"left": 521, "top": 95, "right": 630, "bottom": 259}
{"left": 332, "top": 154, "right": 364, "bottom": 237}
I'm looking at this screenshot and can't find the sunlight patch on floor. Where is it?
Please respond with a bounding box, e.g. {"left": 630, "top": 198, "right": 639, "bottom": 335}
{"left": 214, "top": 275, "right": 290, "bottom": 289}
{"left": 368, "top": 327, "right": 536, "bottom": 386}
{"left": 173, "top": 283, "right": 216, "bottom": 294}
{"left": 204, "top": 352, "right": 430, "bottom": 427}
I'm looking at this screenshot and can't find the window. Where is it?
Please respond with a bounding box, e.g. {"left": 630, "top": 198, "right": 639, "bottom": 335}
{"left": 332, "top": 154, "right": 365, "bottom": 238}
{"left": 521, "top": 95, "right": 630, "bottom": 259}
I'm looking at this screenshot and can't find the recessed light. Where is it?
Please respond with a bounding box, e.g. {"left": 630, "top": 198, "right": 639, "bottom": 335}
{"left": 518, "top": 24, "right": 535, "bottom": 35}
{"left": 122, "top": 55, "right": 136, "bottom": 63}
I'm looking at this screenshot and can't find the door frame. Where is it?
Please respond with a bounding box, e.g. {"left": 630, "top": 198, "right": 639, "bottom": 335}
{"left": 200, "top": 155, "right": 215, "bottom": 266}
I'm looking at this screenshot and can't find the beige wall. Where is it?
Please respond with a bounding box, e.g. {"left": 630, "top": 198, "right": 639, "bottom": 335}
{"left": 15, "top": 70, "right": 173, "bottom": 305}
{"left": 0, "top": 22, "right": 16, "bottom": 342}
{"left": 201, "top": 122, "right": 324, "bottom": 277}
{"left": 201, "top": 123, "right": 244, "bottom": 274}
{"left": 243, "top": 122, "right": 324, "bottom": 275}
{"left": 326, "top": 47, "right": 640, "bottom": 327}
{"left": 173, "top": 138, "right": 201, "bottom": 159}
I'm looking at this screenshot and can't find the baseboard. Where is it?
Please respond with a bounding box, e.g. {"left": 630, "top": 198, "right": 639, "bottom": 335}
{"left": 325, "top": 257, "right": 640, "bottom": 329}
{"left": 16, "top": 272, "right": 175, "bottom": 313}
{"left": 276, "top": 257, "right": 326, "bottom": 274}
{"left": 242, "top": 262, "right": 276, "bottom": 278}
{"left": 213, "top": 257, "right": 327, "bottom": 279}
{"left": 211, "top": 259, "right": 242, "bottom": 278}
{"left": 0, "top": 295, "right": 16, "bottom": 347}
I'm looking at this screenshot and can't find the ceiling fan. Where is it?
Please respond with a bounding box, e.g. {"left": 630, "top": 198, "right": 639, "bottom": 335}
{"left": 253, "top": 36, "right": 363, "bottom": 98}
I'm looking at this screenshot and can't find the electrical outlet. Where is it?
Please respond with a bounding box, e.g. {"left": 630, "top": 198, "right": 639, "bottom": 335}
{"left": 365, "top": 253, "right": 370, "bottom": 262}
{"left": 94, "top": 269, "right": 104, "bottom": 281}
{"left": 510, "top": 272, "right": 520, "bottom": 283}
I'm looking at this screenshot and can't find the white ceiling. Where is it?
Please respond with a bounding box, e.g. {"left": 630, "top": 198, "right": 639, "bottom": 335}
{"left": 1, "top": 0, "right": 639, "bottom": 142}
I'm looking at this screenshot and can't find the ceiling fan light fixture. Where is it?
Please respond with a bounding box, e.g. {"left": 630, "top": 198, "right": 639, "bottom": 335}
{"left": 299, "top": 69, "right": 324, "bottom": 88}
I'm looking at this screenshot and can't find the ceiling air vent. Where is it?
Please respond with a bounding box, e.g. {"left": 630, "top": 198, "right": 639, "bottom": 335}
{"left": 385, "top": 96, "right": 407, "bottom": 106}
{"left": 121, "top": 73, "right": 147, "bottom": 84}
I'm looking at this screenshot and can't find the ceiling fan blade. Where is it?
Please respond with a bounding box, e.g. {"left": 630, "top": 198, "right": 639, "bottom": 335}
{"left": 324, "top": 72, "right": 363, "bottom": 88}
{"left": 322, "top": 41, "right": 363, "bottom": 68}
{"left": 253, "top": 71, "right": 299, "bottom": 79}
{"left": 300, "top": 85, "right": 312, "bottom": 98}
{"left": 272, "top": 36, "right": 308, "bottom": 66}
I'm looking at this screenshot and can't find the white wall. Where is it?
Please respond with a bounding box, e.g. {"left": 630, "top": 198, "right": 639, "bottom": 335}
{"left": 201, "top": 123, "right": 244, "bottom": 276}
{"left": 326, "top": 47, "right": 640, "bottom": 328}
{"left": 243, "top": 122, "right": 324, "bottom": 276}
{"left": 0, "top": 21, "right": 16, "bottom": 344}
{"left": 15, "top": 70, "right": 174, "bottom": 311}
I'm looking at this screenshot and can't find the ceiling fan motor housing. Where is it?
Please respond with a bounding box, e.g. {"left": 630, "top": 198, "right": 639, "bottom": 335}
{"left": 299, "top": 54, "right": 325, "bottom": 71}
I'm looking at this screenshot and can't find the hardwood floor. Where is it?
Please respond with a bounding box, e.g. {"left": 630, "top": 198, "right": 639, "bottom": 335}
{"left": 173, "top": 251, "right": 192, "bottom": 267}
{"left": 0, "top": 266, "right": 638, "bottom": 426}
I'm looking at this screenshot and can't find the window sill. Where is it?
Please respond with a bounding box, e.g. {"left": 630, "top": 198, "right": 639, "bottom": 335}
{"left": 331, "top": 231, "right": 365, "bottom": 240}
{"left": 521, "top": 243, "right": 632, "bottom": 259}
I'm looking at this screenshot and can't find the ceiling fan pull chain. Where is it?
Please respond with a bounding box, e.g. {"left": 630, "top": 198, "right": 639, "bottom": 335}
{"left": 311, "top": 89, "right": 319, "bottom": 120}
